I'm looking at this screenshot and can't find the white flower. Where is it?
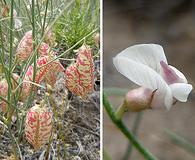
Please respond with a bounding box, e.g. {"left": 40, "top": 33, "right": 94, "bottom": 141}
{"left": 113, "top": 44, "right": 193, "bottom": 110}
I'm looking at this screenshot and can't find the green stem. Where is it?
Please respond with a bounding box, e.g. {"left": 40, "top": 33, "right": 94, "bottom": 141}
{"left": 19, "top": 0, "right": 74, "bottom": 91}
{"left": 42, "top": 0, "right": 49, "bottom": 36}
{"left": 47, "top": 86, "right": 67, "bottom": 159}
{"left": 115, "top": 101, "right": 127, "bottom": 120}
{"left": 26, "top": 0, "right": 37, "bottom": 106}
{"left": 7, "top": 0, "right": 14, "bottom": 122}
{"left": 122, "top": 112, "right": 143, "bottom": 160}
{"left": 0, "top": 21, "right": 9, "bottom": 80}
{"left": 165, "top": 129, "right": 195, "bottom": 154}
{"left": 36, "top": 0, "right": 42, "bottom": 28}
{"left": 38, "top": 27, "right": 98, "bottom": 70}
{"left": 103, "top": 92, "right": 158, "bottom": 160}
{"left": 1, "top": 115, "right": 23, "bottom": 160}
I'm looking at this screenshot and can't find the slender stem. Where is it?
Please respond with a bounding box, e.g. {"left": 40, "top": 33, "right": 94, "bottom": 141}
{"left": 42, "top": 0, "right": 49, "bottom": 36}
{"left": 122, "top": 112, "right": 143, "bottom": 160}
{"left": 103, "top": 92, "right": 158, "bottom": 160}
{"left": 7, "top": 0, "right": 14, "bottom": 122}
{"left": 2, "top": 116, "right": 23, "bottom": 160}
{"left": 22, "top": 0, "right": 32, "bottom": 24}
{"left": 36, "top": 0, "right": 42, "bottom": 28}
{"left": 165, "top": 129, "right": 195, "bottom": 154}
{"left": 115, "top": 101, "right": 127, "bottom": 120}
{"left": 19, "top": 0, "right": 74, "bottom": 89}
{"left": 47, "top": 85, "right": 67, "bottom": 159}
{"left": 27, "top": 0, "right": 37, "bottom": 106}
{"left": 38, "top": 27, "right": 98, "bottom": 70}
{"left": 0, "top": 21, "right": 9, "bottom": 80}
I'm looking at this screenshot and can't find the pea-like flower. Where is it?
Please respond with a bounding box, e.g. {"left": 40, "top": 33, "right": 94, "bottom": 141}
{"left": 113, "top": 44, "right": 193, "bottom": 110}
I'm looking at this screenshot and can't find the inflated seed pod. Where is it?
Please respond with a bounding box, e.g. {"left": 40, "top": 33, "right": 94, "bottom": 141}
{"left": 21, "top": 54, "right": 64, "bottom": 100}
{"left": 65, "top": 44, "right": 94, "bottom": 98}
{"left": 16, "top": 31, "right": 51, "bottom": 62}
{"left": 44, "top": 28, "right": 56, "bottom": 46}
{"left": 21, "top": 56, "right": 48, "bottom": 100}
{"left": 43, "top": 53, "right": 65, "bottom": 86}
{"left": 93, "top": 33, "right": 100, "bottom": 47}
{"left": 25, "top": 103, "right": 52, "bottom": 150}
{"left": 0, "top": 74, "right": 19, "bottom": 112}
{"left": 0, "top": 79, "right": 8, "bottom": 113}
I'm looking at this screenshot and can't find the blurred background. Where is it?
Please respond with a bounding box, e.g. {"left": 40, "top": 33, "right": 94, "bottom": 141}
{"left": 103, "top": 0, "right": 195, "bottom": 159}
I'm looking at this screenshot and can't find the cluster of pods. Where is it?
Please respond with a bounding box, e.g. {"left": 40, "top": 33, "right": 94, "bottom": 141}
{"left": 0, "top": 30, "right": 95, "bottom": 150}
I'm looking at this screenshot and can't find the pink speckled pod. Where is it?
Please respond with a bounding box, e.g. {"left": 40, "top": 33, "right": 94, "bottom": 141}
{"left": 66, "top": 44, "right": 94, "bottom": 98}
{"left": 44, "top": 29, "right": 56, "bottom": 46}
{"left": 25, "top": 104, "right": 52, "bottom": 150}
{"left": 0, "top": 79, "right": 8, "bottom": 113}
{"left": 0, "top": 74, "right": 19, "bottom": 112}
{"left": 16, "top": 31, "right": 50, "bottom": 62}
{"left": 21, "top": 54, "right": 64, "bottom": 99}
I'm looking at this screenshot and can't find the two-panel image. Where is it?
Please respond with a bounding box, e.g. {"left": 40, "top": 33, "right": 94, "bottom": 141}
{"left": 0, "top": 0, "right": 194, "bottom": 160}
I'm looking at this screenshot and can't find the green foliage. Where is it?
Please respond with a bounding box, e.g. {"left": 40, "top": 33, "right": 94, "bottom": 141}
{"left": 54, "top": 0, "right": 99, "bottom": 54}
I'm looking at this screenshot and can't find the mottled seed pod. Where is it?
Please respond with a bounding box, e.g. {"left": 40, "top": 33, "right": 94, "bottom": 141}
{"left": 16, "top": 31, "right": 33, "bottom": 61}
{"left": 44, "top": 28, "right": 56, "bottom": 46}
{"left": 21, "top": 54, "right": 64, "bottom": 100}
{"left": 21, "top": 57, "right": 48, "bottom": 100}
{"left": 25, "top": 103, "right": 52, "bottom": 150}
{"left": 0, "top": 74, "right": 19, "bottom": 112}
{"left": 32, "top": 54, "right": 64, "bottom": 86}
{"left": 93, "top": 33, "right": 100, "bottom": 47}
{"left": 16, "top": 31, "right": 50, "bottom": 62}
{"left": 43, "top": 54, "right": 65, "bottom": 86}
{"left": 66, "top": 44, "right": 94, "bottom": 98}
{"left": 65, "top": 65, "right": 85, "bottom": 97}
{"left": 0, "top": 79, "right": 8, "bottom": 113}
{"left": 2, "top": 5, "right": 9, "bottom": 17}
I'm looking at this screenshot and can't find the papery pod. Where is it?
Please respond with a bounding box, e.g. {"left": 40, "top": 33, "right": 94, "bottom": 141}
{"left": 25, "top": 103, "right": 52, "bottom": 150}
{"left": 20, "top": 65, "right": 35, "bottom": 101}
{"left": 65, "top": 65, "right": 85, "bottom": 97}
{"left": 16, "top": 31, "right": 32, "bottom": 61}
{"left": 20, "top": 57, "right": 48, "bottom": 100}
{"left": 44, "top": 28, "right": 56, "bottom": 46}
{"left": 43, "top": 53, "right": 65, "bottom": 86}
{"left": 0, "top": 78, "right": 8, "bottom": 97}
{"left": 33, "top": 54, "right": 64, "bottom": 86}
{"left": 2, "top": 5, "right": 9, "bottom": 17}
{"left": 0, "top": 74, "right": 19, "bottom": 112}
{"left": 66, "top": 44, "right": 94, "bottom": 98}
{"left": 16, "top": 31, "right": 51, "bottom": 62}
{"left": 93, "top": 33, "right": 100, "bottom": 47}
{"left": 0, "top": 79, "right": 8, "bottom": 113}
{"left": 21, "top": 54, "right": 64, "bottom": 99}
{"left": 0, "top": 73, "right": 19, "bottom": 96}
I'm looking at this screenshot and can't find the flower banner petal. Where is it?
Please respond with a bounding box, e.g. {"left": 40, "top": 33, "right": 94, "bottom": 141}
{"left": 115, "top": 44, "right": 167, "bottom": 73}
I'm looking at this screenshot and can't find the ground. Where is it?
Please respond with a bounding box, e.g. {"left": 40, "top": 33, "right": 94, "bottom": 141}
{"left": 0, "top": 60, "right": 100, "bottom": 160}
